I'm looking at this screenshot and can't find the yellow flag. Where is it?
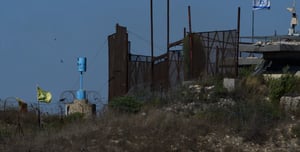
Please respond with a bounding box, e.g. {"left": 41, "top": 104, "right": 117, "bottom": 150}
{"left": 37, "top": 86, "right": 52, "bottom": 103}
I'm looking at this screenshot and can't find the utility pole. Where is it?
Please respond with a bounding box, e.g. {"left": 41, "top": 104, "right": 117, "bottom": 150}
{"left": 188, "top": 6, "right": 193, "bottom": 79}
{"left": 167, "top": 0, "right": 170, "bottom": 52}
{"left": 150, "top": 0, "right": 154, "bottom": 91}
{"left": 236, "top": 7, "right": 241, "bottom": 78}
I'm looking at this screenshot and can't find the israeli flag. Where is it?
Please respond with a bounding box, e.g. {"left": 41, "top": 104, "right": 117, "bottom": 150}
{"left": 253, "top": 0, "right": 271, "bottom": 10}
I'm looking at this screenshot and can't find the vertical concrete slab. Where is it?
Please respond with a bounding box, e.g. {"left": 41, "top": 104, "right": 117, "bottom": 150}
{"left": 223, "top": 78, "right": 238, "bottom": 92}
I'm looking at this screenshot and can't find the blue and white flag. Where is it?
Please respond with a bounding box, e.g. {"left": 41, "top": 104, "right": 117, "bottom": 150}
{"left": 253, "top": 0, "right": 271, "bottom": 10}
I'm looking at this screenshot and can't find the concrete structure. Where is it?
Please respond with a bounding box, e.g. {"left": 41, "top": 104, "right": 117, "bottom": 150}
{"left": 239, "top": 38, "right": 300, "bottom": 55}
{"left": 223, "top": 78, "right": 239, "bottom": 92}
{"left": 64, "top": 56, "right": 96, "bottom": 117}
{"left": 239, "top": 36, "right": 300, "bottom": 75}
{"left": 239, "top": 1, "right": 300, "bottom": 74}
{"left": 65, "top": 99, "right": 96, "bottom": 117}
{"left": 238, "top": 57, "right": 263, "bottom": 68}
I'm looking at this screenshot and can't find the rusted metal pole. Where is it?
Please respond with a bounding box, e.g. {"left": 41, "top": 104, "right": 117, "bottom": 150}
{"left": 216, "top": 46, "right": 219, "bottom": 74}
{"left": 188, "top": 6, "right": 193, "bottom": 79}
{"left": 188, "top": 6, "right": 192, "bottom": 34}
{"left": 236, "top": 7, "right": 241, "bottom": 77}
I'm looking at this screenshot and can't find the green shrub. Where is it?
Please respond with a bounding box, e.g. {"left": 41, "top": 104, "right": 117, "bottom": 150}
{"left": 109, "top": 96, "right": 142, "bottom": 113}
{"left": 195, "top": 95, "right": 282, "bottom": 144}
{"left": 268, "top": 74, "right": 298, "bottom": 103}
{"left": 239, "top": 65, "right": 255, "bottom": 78}
{"left": 235, "top": 100, "right": 282, "bottom": 144}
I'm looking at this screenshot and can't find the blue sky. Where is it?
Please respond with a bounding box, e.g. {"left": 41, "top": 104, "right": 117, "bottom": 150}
{"left": 0, "top": 0, "right": 295, "bottom": 110}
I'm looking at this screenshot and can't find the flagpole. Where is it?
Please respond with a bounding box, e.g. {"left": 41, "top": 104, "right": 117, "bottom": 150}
{"left": 38, "top": 98, "right": 41, "bottom": 128}
{"left": 251, "top": 0, "right": 256, "bottom": 57}
{"left": 37, "top": 85, "right": 41, "bottom": 128}
{"left": 252, "top": 0, "right": 271, "bottom": 43}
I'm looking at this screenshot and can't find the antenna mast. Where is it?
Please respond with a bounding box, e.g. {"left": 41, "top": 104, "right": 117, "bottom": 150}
{"left": 287, "top": 0, "right": 298, "bottom": 36}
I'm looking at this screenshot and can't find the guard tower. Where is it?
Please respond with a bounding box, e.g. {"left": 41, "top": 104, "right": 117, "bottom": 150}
{"left": 65, "top": 57, "right": 96, "bottom": 117}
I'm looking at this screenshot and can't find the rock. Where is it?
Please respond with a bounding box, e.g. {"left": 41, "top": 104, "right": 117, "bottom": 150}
{"left": 280, "top": 96, "right": 300, "bottom": 112}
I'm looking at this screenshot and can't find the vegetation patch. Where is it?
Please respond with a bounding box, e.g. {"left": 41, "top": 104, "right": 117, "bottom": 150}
{"left": 1, "top": 74, "right": 300, "bottom": 151}
{"left": 109, "top": 96, "right": 143, "bottom": 113}
{"left": 268, "top": 74, "right": 300, "bottom": 103}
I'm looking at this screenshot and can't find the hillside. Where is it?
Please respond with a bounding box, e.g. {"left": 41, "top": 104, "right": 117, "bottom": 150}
{"left": 1, "top": 75, "right": 300, "bottom": 151}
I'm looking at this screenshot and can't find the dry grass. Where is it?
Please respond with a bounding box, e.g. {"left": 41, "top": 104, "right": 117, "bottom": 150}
{"left": 0, "top": 104, "right": 289, "bottom": 152}
{"left": 1, "top": 75, "right": 300, "bottom": 151}
{"left": 0, "top": 108, "right": 213, "bottom": 152}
